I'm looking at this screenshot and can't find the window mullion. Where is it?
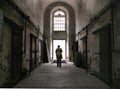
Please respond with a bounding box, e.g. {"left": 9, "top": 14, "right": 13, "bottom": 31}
{"left": 53, "top": 10, "right": 66, "bottom": 31}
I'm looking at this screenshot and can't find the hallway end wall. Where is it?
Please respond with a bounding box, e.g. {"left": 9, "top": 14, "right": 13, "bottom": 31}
{"left": 44, "top": 2, "right": 75, "bottom": 62}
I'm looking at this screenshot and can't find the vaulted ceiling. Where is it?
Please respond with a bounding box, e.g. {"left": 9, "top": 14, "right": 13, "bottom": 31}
{"left": 13, "top": 0, "right": 111, "bottom": 33}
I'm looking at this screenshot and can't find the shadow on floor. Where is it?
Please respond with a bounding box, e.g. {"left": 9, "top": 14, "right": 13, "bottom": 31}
{"left": 52, "top": 60, "right": 67, "bottom": 63}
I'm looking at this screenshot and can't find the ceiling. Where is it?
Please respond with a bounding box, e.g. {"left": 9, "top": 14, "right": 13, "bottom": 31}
{"left": 13, "top": 0, "right": 111, "bottom": 34}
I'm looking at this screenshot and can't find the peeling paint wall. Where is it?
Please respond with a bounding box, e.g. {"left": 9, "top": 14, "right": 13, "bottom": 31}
{"left": 77, "top": 0, "right": 120, "bottom": 87}
{"left": 76, "top": 0, "right": 111, "bottom": 34}
{"left": 10, "top": 0, "right": 43, "bottom": 74}
{"left": 87, "top": 9, "right": 111, "bottom": 74}
{"left": 0, "top": 18, "right": 12, "bottom": 86}
{"left": 77, "top": 0, "right": 112, "bottom": 85}
{"left": 13, "top": 0, "right": 43, "bottom": 33}
{"left": 0, "top": 0, "right": 43, "bottom": 86}
{"left": 10, "top": 0, "right": 42, "bottom": 72}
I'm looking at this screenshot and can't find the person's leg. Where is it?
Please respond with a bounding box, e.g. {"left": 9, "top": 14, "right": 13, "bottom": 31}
{"left": 57, "top": 59, "right": 59, "bottom": 67}
{"left": 57, "top": 58, "right": 59, "bottom": 67}
{"left": 59, "top": 59, "right": 61, "bottom": 68}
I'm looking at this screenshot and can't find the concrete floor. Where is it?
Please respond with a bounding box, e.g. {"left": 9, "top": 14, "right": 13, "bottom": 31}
{"left": 15, "top": 62, "right": 112, "bottom": 89}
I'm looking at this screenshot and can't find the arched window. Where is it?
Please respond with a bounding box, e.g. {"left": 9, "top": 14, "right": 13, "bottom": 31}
{"left": 53, "top": 10, "right": 66, "bottom": 31}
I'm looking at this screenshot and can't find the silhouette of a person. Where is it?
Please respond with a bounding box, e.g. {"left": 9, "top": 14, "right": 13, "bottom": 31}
{"left": 55, "top": 45, "right": 63, "bottom": 68}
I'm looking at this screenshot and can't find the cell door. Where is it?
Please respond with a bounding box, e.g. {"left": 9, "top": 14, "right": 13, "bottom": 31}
{"left": 30, "top": 34, "right": 37, "bottom": 72}
{"left": 99, "top": 24, "right": 112, "bottom": 84}
{"left": 11, "top": 27, "right": 23, "bottom": 83}
{"left": 83, "top": 37, "right": 87, "bottom": 69}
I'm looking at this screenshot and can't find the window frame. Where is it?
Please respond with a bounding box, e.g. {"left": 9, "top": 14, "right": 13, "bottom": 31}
{"left": 52, "top": 9, "right": 67, "bottom": 32}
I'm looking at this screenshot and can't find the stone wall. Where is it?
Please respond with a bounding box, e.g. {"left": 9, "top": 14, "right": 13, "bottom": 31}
{"left": 9, "top": 0, "right": 43, "bottom": 73}
{"left": 77, "top": 0, "right": 120, "bottom": 87}
{"left": 77, "top": 0, "right": 112, "bottom": 84}
{"left": 0, "top": 0, "right": 43, "bottom": 86}
{"left": 87, "top": 9, "right": 111, "bottom": 75}
{"left": 76, "top": 0, "right": 111, "bottom": 34}
{"left": 13, "top": 0, "right": 43, "bottom": 33}
{"left": 0, "top": 18, "right": 12, "bottom": 86}
{"left": 76, "top": 0, "right": 111, "bottom": 70}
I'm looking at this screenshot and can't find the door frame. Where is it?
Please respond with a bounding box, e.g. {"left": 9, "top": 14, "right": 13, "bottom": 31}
{"left": 52, "top": 40, "right": 66, "bottom": 60}
{"left": 5, "top": 17, "right": 23, "bottom": 83}
{"left": 30, "top": 34, "right": 37, "bottom": 72}
{"left": 99, "top": 24, "right": 112, "bottom": 85}
{"left": 92, "top": 24, "right": 112, "bottom": 85}
{"left": 80, "top": 36, "right": 87, "bottom": 69}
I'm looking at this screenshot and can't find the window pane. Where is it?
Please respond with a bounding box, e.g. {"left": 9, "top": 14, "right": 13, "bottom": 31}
{"left": 54, "top": 10, "right": 65, "bottom": 16}
{"left": 53, "top": 10, "right": 66, "bottom": 31}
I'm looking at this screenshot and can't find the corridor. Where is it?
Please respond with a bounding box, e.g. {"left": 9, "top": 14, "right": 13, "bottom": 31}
{"left": 0, "top": 0, "right": 120, "bottom": 88}
{"left": 15, "top": 62, "right": 111, "bottom": 89}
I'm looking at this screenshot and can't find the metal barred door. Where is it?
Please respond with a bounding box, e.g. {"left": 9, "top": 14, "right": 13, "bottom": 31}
{"left": 11, "top": 27, "right": 23, "bottom": 83}
{"left": 99, "top": 24, "right": 112, "bottom": 84}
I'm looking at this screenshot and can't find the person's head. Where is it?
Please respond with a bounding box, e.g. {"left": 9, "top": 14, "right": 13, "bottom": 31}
{"left": 58, "top": 45, "right": 60, "bottom": 48}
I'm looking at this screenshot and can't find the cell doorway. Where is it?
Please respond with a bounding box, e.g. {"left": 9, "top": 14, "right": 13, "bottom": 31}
{"left": 53, "top": 40, "right": 66, "bottom": 60}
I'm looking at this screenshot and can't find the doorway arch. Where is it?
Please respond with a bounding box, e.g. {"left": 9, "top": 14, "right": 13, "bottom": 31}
{"left": 44, "top": 2, "right": 75, "bottom": 62}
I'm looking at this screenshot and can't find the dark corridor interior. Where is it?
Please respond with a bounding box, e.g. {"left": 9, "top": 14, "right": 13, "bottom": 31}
{"left": 0, "top": 0, "right": 120, "bottom": 89}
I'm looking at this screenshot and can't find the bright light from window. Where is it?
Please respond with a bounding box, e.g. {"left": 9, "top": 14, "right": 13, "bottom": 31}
{"left": 54, "top": 10, "right": 65, "bottom": 16}
{"left": 53, "top": 10, "right": 65, "bottom": 31}
{"left": 53, "top": 40, "right": 65, "bottom": 60}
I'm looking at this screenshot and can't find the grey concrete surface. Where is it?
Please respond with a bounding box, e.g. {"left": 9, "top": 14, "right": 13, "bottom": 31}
{"left": 15, "top": 62, "right": 111, "bottom": 89}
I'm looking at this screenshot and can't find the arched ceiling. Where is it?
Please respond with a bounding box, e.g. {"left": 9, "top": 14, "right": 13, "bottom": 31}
{"left": 41, "top": 0, "right": 111, "bottom": 33}
{"left": 41, "top": 0, "right": 80, "bottom": 12}
{"left": 13, "top": 0, "right": 111, "bottom": 34}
